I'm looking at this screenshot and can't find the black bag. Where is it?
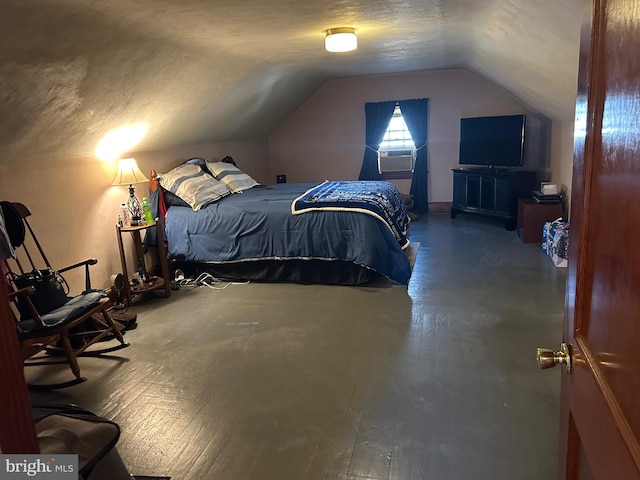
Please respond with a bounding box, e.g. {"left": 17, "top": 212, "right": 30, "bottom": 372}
{"left": 11, "top": 268, "right": 70, "bottom": 317}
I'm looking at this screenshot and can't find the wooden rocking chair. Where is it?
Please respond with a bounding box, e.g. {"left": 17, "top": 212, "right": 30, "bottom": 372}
{"left": 1, "top": 201, "right": 130, "bottom": 389}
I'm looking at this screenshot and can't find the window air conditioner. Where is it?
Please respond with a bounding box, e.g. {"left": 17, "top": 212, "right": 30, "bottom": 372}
{"left": 377, "top": 149, "right": 416, "bottom": 173}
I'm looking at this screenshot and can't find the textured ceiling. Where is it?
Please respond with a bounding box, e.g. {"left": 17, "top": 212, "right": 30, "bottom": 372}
{"left": 0, "top": 0, "right": 583, "bottom": 161}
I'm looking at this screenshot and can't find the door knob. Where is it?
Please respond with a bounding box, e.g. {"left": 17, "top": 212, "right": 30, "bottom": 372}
{"left": 536, "top": 342, "right": 572, "bottom": 373}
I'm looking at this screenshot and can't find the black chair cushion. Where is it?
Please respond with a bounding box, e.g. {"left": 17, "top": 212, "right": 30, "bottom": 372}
{"left": 17, "top": 291, "right": 104, "bottom": 334}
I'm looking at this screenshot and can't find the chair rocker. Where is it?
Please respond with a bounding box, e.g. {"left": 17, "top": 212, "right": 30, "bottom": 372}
{"left": 2, "top": 201, "right": 130, "bottom": 389}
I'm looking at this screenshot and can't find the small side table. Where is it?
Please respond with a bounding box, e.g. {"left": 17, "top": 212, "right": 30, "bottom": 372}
{"left": 115, "top": 222, "right": 171, "bottom": 305}
{"left": 517, "top": 199, "right": 564, "bottom": 244}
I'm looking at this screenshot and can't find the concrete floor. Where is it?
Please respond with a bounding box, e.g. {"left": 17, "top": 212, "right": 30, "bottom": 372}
{"left": 30, "top": 213, "right": 566, "bottom": 479}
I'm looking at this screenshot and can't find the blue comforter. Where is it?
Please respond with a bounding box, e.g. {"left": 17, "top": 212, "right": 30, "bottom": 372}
{"left": 164, "top": 183, "right": 411, "bottom": 284}
{"left": 291, "top": 180, "right": 409, "bottom": 249}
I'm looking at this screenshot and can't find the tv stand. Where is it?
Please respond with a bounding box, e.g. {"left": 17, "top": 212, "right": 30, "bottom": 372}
{"left": 459, "top": 166, "right": 514, "bottom": 174}
{"left": 451, "top": 168, "right": 537, "bottom": 230}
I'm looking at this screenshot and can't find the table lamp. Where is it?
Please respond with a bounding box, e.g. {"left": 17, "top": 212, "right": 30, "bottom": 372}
{"left": 112, "top": 157, "right": 149, "bottom": 225}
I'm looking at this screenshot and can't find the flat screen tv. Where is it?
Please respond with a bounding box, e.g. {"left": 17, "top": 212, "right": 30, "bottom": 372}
{"left": 459, "top": 114, "right": 525, "bottom": 168}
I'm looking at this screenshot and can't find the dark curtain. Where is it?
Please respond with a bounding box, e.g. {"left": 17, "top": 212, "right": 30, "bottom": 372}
{"left": 358, "top": 101, "right": 397, "bottom": 180}
{"left": 399, "top": 98, "right": 429, "bottom": 213}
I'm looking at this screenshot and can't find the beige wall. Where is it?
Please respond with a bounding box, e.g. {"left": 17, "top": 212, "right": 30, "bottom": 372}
{"left": 268, "top": 69, "right": 574, "bottom": 202}
{"left": 0, "top": 141, "right": 269, "bottom": 290}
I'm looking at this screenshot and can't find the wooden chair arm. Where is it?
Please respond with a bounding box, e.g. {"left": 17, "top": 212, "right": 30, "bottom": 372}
{"left": 8, "top": 286, "right": 36, "bottom": 299}
{"left": 57, "top": 258, "right": 98, "bottom": 275}
{"left": 57, "top": 258, "right": 98, "bottom": 292}
{"left": 7, "top": 287, "right": 45, "bottom": 329}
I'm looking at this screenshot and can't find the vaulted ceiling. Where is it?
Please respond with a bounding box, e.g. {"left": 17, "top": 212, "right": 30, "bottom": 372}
{"left": 0, "top": 0, "right": 583, "bottom": 162}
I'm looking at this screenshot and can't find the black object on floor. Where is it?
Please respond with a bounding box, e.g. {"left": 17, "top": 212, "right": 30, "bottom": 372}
{"left": 111, "top": 312, "right": 138, "bottom": 330}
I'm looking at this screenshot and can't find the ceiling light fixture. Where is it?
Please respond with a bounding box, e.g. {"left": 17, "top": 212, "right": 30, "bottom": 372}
{"left": 325, "top": 27, "right": 357, "bottom": 53}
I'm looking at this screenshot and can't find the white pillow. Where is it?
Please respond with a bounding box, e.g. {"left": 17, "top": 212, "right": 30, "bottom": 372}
{"left": 158, "top": 163, "right": 229, "bottom": 211}
{"left": 206, "top": 161, "right": 259, "bottom": 193}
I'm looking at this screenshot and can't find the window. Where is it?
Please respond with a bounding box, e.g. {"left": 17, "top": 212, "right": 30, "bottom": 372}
{"left": 378, "top": 105, "right": 415, "bottom": 179}
{"left": 379, "top": 105, "right": 415, "bottom": 151}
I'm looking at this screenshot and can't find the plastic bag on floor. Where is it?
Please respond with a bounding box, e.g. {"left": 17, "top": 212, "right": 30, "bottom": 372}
{"left": 34, "top": 404, "right": 130, "bottom": 480}
{"left": 550, "top": 224, "right": 570, "bottom": 267}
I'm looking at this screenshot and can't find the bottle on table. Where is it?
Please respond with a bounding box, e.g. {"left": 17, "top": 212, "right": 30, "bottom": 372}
{"left": 120, "top": 203, "right": 130, "bottom": 227}
{"left": 142, "top": 197, "right": 153, "bottom": 225}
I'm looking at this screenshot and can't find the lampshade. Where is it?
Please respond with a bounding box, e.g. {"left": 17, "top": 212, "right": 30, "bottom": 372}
{"left": 111, "top": 157, "right": 149, "bottom": 186}
{"left": 325, "top": 27, "right": 357, "bottom": 53}
{"left": 112, "top": 157, "right": 148, "bottom": 224}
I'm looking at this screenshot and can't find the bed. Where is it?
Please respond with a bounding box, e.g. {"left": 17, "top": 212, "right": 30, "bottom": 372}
{"left": 148, "top": 160, "right": 412, "bottom": 285}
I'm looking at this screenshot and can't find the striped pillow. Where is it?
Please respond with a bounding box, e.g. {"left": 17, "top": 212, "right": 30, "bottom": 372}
{"left": 206, "top": 161, "right": 259, "bottom": 193}
{"left": 158, "top": 163, "right": 229, "bottom": 211}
